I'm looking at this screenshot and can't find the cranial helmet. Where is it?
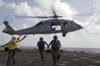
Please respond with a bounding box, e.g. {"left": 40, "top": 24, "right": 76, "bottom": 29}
{"left": 53, "top": 35, "right": 58, "bottom": 39}
{"left": 12, "top": 36, "right": 16, "bottom": 40}
{"left": 40, "top": 37, "right": 43, "bottom": 40}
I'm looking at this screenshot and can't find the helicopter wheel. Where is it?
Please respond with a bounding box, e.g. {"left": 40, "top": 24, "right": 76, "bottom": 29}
{"left": 62, "top": 33, "right": 66, "bottom": 37}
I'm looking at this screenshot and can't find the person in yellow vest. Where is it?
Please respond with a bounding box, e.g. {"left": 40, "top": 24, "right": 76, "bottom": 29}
{"left": 2, "top": 35, "right": 27, "bottom": 65}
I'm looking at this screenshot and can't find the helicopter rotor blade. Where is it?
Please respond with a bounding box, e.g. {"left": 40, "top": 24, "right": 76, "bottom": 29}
{"left": 16, "top": 15, "right": 56, "bottom": 19}
{"left": 16, "top": 12, "right": 94, "bottom": 19}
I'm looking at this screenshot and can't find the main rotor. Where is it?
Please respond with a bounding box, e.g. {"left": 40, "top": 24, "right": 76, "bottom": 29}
{"left": 17, "top": 8, "right": 62, "bottom": 19}
{"left": 16, "top": 0, "right": 63, "bottom": 19}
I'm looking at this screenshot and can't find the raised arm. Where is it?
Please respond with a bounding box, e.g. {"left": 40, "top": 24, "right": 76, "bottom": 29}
{"left": 1, "top": 41, "right": 11, "bottom": 47}
{"left": 2, "top": 43, "right": 8, "bottom": 47}
{"left": 17, "top": 35, "right": 27, "bottom": 42}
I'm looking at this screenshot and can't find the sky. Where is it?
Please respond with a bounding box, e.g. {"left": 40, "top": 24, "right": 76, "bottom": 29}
{"left": 0, "top": 0, "right": 100, "bottom": 48}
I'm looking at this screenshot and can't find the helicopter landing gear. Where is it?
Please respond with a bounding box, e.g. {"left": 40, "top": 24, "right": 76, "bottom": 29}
{"left": 62, "top": 33, "right": 67, "bottom": 37}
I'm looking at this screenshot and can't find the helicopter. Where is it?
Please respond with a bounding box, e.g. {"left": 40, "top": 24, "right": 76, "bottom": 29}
{"left": 2, "top": 8, "right": 83, "bottom": 37}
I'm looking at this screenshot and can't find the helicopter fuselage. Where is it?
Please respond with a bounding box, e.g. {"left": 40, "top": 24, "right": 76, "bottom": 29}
{"left": 2, "top": 19, "right": 83, "bottom": 37}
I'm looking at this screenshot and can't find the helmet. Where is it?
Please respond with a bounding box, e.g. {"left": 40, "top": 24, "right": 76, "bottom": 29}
{"left": 12, "top": 36, "right": 16, "bottom": 40}
{"left": 40, "top": 37, "right": 43, "bottom": 41}
{"left": 53, "top": 35, "right": 58, "bottom": 39}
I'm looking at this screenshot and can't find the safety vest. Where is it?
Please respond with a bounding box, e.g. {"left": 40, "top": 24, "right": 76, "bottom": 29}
{"left": 7, "top": 40, "right": 19, "bottom": 50}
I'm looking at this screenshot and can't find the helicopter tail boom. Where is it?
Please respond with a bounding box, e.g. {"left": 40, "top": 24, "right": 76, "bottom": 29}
{"left": 2, "top": 21, "right": 16, "bottom": 35}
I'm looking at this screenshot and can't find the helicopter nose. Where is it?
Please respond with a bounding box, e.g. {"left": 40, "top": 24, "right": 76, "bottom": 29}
{"left": 79, "top": 25, "right": 84, "bottom": 29}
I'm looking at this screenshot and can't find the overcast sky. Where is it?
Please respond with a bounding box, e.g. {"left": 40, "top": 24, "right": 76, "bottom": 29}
{"left": 0, "top": 0, "right": 100, "bottom": 48}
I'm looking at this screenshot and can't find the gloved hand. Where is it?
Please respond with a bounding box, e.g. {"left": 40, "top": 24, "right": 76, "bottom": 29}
{"left": 1, "top": 45, "right": 5, "bottom": 47}
{"left": 24, "top": 35, "right": 27, "bottom": 38}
